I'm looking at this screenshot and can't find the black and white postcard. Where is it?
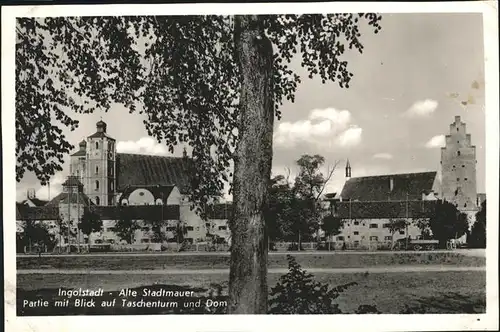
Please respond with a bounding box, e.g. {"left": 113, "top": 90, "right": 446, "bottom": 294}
{"left": 2, "top": 2, "right": 499, "bottom": 332}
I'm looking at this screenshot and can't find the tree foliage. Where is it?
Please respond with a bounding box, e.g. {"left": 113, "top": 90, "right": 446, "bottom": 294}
{"left": 19, "top": 220, "right": 56, "bottom": 251}
{"left": 412, "top": 217, "right": 433, "bottom": 240}
{"left": 293, "top": 154, "right": 337, "bottom": 243}
{"left": 16, "top": 14, "right": 381, "bottom": 211}
{"left": 469, "top": 200, "right": 486, "bottom": 248}
{"left": 267, "top": 174, "right": 294, "bottom": 242}
{"left": 428, "top": 200, "right": 469, "bottom": 247}
{"left": 268, "top": 255, "right": 357, "bottom": 314}
{"left": 115, "top": 210, "right": 140, "bottom": 244}
{"left": 388, "top": 218, "right": 408, "bottom": 235}
{"left": 16, "top": 13, "right": 382, "bottom": 314}
{"left": 267, "top": 154, "right": 338, "bottom": 243}
{"left": 145, "top": 217, "right": 167, "bottom": 243}
{"left": 78, "top": 208, "right": 102, "bottom": 238}
{"left": 321, "top": 214, "right": 343, "bottom": 239}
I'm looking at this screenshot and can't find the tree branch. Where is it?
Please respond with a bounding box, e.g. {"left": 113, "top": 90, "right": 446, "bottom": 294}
{"left": 315, "top": 160, "right": 340, "bottom": 201}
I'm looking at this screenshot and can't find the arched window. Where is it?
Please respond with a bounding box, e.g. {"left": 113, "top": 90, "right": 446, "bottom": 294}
{"left": 95, "top": 180, "right": 100, "bottom": 190}
{"left": 95, "top": 166, "right": 99, "bottom": 175}
{"left": 457, "top": 151, "right": 461, "bottom": 156}
{"left": 95, "top": 196, "right": 100, "bottom": 205}
{"left": 96, "top": 141, "right": 99, "bottom": 149}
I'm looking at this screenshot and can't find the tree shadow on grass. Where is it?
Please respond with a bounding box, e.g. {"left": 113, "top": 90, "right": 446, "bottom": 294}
{"left": 400, "top": 292, "right": 486, "bottom": 314}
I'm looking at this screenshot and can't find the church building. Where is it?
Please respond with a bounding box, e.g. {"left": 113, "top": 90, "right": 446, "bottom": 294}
{"left": 69, "top": 120, "right": 192, "bottom": 207}
{"left": 329, "top": 116, "right": 485, "bottom": 248}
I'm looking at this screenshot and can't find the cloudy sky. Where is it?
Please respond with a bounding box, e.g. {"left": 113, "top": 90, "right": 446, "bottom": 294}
{"left": 16, "top": 13, "right": 486, "bottom": 202}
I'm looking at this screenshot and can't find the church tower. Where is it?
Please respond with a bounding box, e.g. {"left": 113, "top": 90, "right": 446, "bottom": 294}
{"left": 440, "top": 116, "right": 477, "bottom": 212}
{"left": 70, "top": 139, "right": 87, "bottom": 184}
{"left": 345, "top": 159, "right": 352, "bottom": 179}
{"left": 85, "top": 120, "right": 117, "bottom": 206}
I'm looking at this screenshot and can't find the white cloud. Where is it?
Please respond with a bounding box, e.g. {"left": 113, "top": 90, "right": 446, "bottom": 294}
{"left": 372, "top": 153, "right": 393, "bottom": 160}
{"left": 117, "top": 137, "right": 169, "bottom": 155}
{"left": 17, "top": 172, "right": 66, "bottom": 202}
{"left": 274, "top": 107, "right": 362, "bottom": 148}
{"left": 405, "top": 99, "right": 439, "bottom": 117}
{"left": 425, "top": 135, "right": 445, "bottom": 148}
{"left": 336, "top": 126, "right": 363, "bottom": 147}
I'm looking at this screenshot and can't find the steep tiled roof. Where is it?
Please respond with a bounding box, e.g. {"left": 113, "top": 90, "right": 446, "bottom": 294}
{"left": 116, "top": 153, "right": 192, "bottom": 194}
{"left": 46, "top": 192, "right": 94, "bottom": 207}
{"left": 88, "top": 131, "right": 115, "bottom": 140}
{"left": 335, "top": 200, "right": 437, "bottom": 219}
{"left": 16, "top": 203, "right": 23, "bottom": 219}
{"left": 71, "top": 150, "right": 86, "bottom": 157}
{"left": 16, "top": 205, "right": 60, "bottom": 220}
{"left": 119, "top": 185, "right": 175, "bottom": 202}
{"left": 20, "top": 198, "right": 48, "bottom": 207}
{"left": 62, "top": 176, "right": 83, "bottom": 187}
{"left": 90, "top": 205, "right": 180, "bottom": 220}
{"left": 340, "top": 171, "right": 437, "bottom": 201}
{"left": 16, "top": 205, "right": 180, "bottom": 221}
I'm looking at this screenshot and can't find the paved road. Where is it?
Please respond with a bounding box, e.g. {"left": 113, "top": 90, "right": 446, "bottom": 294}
{"left": 17, "top": 265, "right": 485, "bottom": 275}
{"left": 16, "top": 249, "right": 485, "bottom": 258}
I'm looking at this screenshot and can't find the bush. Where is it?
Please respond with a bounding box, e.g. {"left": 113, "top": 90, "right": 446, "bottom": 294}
{"left": 268, "top": 255, "right": 357, "bottom": 314}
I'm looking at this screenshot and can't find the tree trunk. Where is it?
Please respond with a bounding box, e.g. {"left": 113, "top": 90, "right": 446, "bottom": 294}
{"left": 228, "top": 15, "right": 274, "bottom": 314}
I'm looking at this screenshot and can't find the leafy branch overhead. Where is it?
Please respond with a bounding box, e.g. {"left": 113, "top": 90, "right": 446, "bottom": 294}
{"left": 16, "top": 14, "right": 382, "bottom": 209}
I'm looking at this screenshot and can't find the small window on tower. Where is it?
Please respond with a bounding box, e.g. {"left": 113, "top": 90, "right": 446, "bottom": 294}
{"left": 464, "top": 203, "right": 467, "bottom": 208}
{"left": 95, "top": 197, "right": 100, "bottom": 205}
{"left": 457, "top": 178, "right": 459, "bottom": 181}
{"left": 95, "top": 180, "right": 100, "bottom": 190}
{"left": 95, "top": 166, "right": 99, "bottom": 175}
{"left": 457, "top": 141, "right": 459, "bottom": 143}
{"left": 457, "top": 151, "right": 461, "bottom": 156}
{"left": 464, "top": 178, "right": 468, "bottom": 181}
{"left": 96, "top": 142, "right": 99, "bottom": 149}
{"left": 457, "top": 127, "right": 459, "bottom": 132}
{"left": 462, "top": 165, "right": 465, "bottom": 168}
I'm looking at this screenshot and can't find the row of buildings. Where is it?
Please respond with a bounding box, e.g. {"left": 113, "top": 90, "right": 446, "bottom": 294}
{"left": 16, "top": 116, "right": 486, "bottom": 250}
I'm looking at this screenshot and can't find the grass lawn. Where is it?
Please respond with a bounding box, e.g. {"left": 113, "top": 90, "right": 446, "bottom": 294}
{"left": 17, "top": 252, "right": 485, "bottom": 270}
{"left": 17, "top": 270, "right": 485, "bottom": 315}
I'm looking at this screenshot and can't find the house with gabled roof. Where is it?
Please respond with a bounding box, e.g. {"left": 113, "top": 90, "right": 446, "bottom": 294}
{"left": 326, "top": 168, "right": 439, "bottom": 250}
{"left": 322, "top": 116, "right": 484, "bottom": 249}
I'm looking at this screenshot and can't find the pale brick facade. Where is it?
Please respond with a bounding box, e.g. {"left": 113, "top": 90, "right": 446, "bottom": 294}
{"left": 440, "top": 115, "right": 478, "bottom": 215}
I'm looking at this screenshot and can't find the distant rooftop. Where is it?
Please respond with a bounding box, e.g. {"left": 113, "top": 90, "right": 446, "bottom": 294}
{"left": 340, "top": 171, "right": 438, "bottom": 202}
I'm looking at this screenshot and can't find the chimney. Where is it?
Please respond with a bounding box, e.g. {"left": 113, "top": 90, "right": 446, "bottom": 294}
{"left": 389, "top": 177, "right": 394, "bottom": 192}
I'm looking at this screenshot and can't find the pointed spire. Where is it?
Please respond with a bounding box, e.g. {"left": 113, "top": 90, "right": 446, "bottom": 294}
{"left": 345, "top": 159, "right": 352, "bottom": 178}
